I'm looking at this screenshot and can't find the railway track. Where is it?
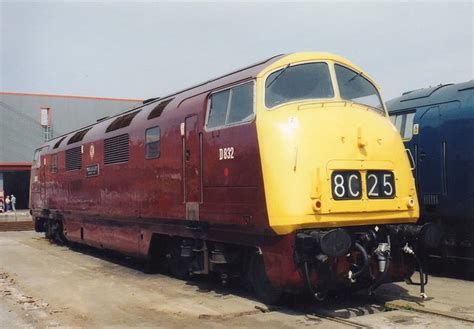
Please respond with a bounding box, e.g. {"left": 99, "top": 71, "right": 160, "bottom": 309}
{"left": 286, "top": 297, "right": 474, "bottom": 328}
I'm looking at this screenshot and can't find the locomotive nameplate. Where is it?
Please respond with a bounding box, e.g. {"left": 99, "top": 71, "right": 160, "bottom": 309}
{"left": 86, "top": 164, "right": 99, "bottom": 177}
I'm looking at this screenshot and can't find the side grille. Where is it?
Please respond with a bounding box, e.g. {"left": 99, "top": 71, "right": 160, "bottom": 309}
{"left": 65, "top": 147, "right": 82, "bottom": 171}
{"left": 423, "top": 194, "right": 439, "bottom": 206}
{"left": 104, "top": 134, "right": 129, "bottom": 165}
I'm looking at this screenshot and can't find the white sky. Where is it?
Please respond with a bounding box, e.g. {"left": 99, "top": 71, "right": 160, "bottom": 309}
{"left": 1, "top": 0, "right": 473, "bottom": 101}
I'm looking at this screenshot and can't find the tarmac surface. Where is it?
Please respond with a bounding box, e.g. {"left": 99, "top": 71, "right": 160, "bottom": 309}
{"left": 0, "top": 230, "right": 473, "bottom": 328}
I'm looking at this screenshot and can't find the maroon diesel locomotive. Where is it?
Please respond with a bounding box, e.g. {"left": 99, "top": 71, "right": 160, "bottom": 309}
{"left": 31, "top": 53, "right": 440, "bottom": 303}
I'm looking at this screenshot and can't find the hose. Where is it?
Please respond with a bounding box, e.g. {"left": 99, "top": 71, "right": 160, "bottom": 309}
{"left": 405, "top": 253, "right": 428, "bottom": 298}
{"left": 368, "top": 252, "right": 391, "bottom": 295}
{"left": 352, "top": 242, "right": 369, "bottom": 279}
{"left": 303, "top": 261, "right": 326, "bottom": 301}
{"left": 417, "top": 255, "right": 426, "bottom": 297}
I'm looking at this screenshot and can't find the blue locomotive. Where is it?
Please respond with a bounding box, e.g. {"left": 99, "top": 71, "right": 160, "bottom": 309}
{"left": 387, "top": 80, "right": 474, "bottom": 262}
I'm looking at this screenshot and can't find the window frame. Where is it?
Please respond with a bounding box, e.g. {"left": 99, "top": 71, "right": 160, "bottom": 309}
{"left": 145, "top": 126, "right": 161, "bottom": 160}
{"left": 334, "top": 63, "right": 386, "bottom": 115}
{"left": 403, "top": 112, "right": 416, "bottom": 140}
{"left": 32, "top": 146, "right": 50, "bottom": 169}
{"left": 32, "top": 149, "right": 42, "bottom": 169}
{"left": 205, "top": 80, "right": 256, "bottom": 132}
{"left": 389, "top": 110, "right": 416, "bottom": 141}
{"left": 263, "top": 60, "right": 338, "bottom": 110}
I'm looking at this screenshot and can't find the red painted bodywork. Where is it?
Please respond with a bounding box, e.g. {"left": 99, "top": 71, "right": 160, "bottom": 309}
{"left": 30, "top": 56, "right": 283, "bottom": 252}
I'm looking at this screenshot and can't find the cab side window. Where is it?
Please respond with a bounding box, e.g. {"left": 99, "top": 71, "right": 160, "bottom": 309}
{"left": 32, "top": 149, "right": 42, "bottom": 169}
{"left": 390, "top": 112, "right": 416, "bottom": 140}
{"left": 145, "top": 126, "right": 161, "bottom": 159}
{"left": 206, "top": 82, "right": 254, "bottom": 129}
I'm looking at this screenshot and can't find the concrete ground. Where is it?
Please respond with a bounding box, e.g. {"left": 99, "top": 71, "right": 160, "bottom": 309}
{"left": 0, "top": 231, "right": 473, "bottom": 328}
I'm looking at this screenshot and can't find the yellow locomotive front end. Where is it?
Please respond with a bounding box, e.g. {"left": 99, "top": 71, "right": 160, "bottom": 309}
{"left": 256, "top": 53, "right": 418, "bottom": 234}
{"left": 253, "top": 53, "right": 440, "bottom": 302}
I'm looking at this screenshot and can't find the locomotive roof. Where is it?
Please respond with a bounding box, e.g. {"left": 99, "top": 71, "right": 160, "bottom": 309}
{"left": 386, "top": 79, "right": 474, "bottom": 113}
{"left": 42, "top": 52, "right": 367, "bottom": 150}
{"left": 43, "top": 54, "right": 286, "bottom": 147}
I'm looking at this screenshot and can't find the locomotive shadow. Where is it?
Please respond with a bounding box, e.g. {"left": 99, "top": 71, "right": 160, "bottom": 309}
{"left": 282, "top": 286, "right": 414, "bottom": 319}
{"left": 66, "top": 241, "right": 153, "bottom": 273}
{"left": 63, "top": 240, "right": 423, "bottom": 317}
{"left": 166, "top": 275, "right": 424, "bottom": 320}
{"left": 424, "top": 257, "right": 474, "bottom": 281}
{"left": 65, "top": 240, "right": 256, "bottom": 298}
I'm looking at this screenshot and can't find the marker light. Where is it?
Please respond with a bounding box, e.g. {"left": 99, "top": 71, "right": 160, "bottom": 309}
{"left": 313, "top": 199, "right": 322, "bottom": 212}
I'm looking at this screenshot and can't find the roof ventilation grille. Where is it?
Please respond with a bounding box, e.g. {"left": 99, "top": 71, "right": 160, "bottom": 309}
{"left": 148, "top": 98, "right": 174, "bottom": 120}
{"left": 106, "top": 110, "right": 141, "bottom": 133}
{"left": 67, "top": 128, "right": 92, "bottom": 145}
{"left": 53, "top": 136, "right": 67, "bottom": 149}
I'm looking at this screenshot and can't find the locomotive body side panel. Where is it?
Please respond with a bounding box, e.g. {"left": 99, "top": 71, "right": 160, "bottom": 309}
{"left": 388, "top": 80, "right": 474, "bottom": 258}
{"left": 31, "top": 59, "right": 277, "bottom": 255}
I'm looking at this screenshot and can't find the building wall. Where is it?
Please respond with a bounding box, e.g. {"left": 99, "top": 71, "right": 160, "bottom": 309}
{"left": 0, "top": 93, "right": 141, "bottom": 163}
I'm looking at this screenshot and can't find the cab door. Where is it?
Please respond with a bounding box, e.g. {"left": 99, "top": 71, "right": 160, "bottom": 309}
{"left": 418, "top": 106, "right": 444, "bottom": 203}
{"left": 183, "top": 115, "right": 202, "bottom": 220}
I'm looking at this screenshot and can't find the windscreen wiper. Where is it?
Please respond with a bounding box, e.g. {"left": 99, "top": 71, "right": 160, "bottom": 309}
{"left": 266, "top": 64, "right": 291, "bottom": 88}
{"left": 346, "top": 71, "right": 363, "bottom": 84}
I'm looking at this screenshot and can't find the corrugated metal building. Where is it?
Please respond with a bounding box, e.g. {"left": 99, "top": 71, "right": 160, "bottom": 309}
{"left": 0, "top": 92, "right": 141, "bottom": 209}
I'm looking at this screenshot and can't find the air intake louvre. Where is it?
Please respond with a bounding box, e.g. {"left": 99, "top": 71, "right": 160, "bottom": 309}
{"left": 104, "top": 134, "right": 129, "bottom": 165}
{"left": 148, "top": 98, "right": 173, "bottom": 120}
{"left": 106, "top": 111, "right": 140, "bottom": 133}
{"left": 65, "top": 147, "right": 82, "bottom": 171}
{"left": 53, "top": 136, "right": 67, "bottom": 149}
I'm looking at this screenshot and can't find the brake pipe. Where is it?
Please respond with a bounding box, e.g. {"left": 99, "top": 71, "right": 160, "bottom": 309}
{"left": 303, "top": 261, "right": 326, "bottom": 301}
{"left": 351, "top": 242, "right": 369, "bottom": 279}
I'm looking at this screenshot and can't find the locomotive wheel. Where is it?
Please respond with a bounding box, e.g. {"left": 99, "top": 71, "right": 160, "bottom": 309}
{"left": 44, "top": 220, "right": 53, "bottom": 240}
{"left": 52, "top": 220, "right": 67, "bottom": 245}
{"left": 249, "top": 252, "right": 282, "bottom": 305}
